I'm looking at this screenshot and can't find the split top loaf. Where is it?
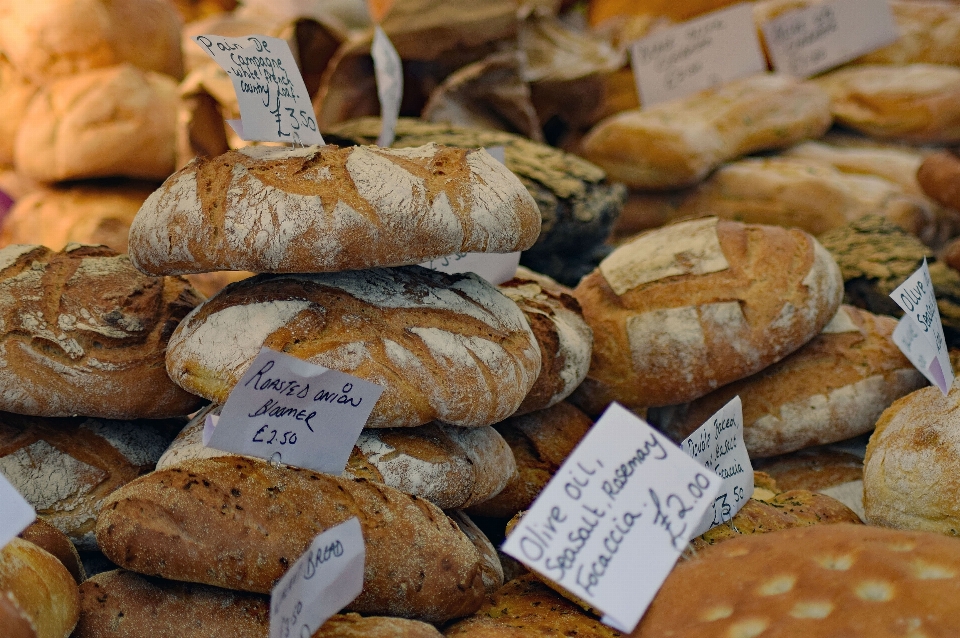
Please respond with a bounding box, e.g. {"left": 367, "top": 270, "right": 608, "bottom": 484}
{"left": 127, "top": 143, "right": 541, "bottom": 275}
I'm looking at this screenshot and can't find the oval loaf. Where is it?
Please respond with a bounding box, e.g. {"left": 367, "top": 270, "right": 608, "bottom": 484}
{"left": 0, "top": 537, "right": 79, "bottom": 638}
{"left": 127, "top": 143, "right": 541, "bottom": 275}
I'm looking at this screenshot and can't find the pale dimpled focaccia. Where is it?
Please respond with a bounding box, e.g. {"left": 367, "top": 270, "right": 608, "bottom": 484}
{"left": 165, "top": 267, "right": 541, "bottom": 429}
{"left": 578, "top": 73, "right": 832, "bottom": 189}
{"left": 127, "top": 143, "right": 540, "bottom": 276}
{"left": 0, "top": 537, "right": 79, "bottom": 638}
{"left": 571, "top": 218, "right": 843, "bottom": 412}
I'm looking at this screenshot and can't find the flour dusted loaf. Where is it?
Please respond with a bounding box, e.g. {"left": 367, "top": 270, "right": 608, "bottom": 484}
{"left": 571, "top": 218, "right": 843, "bottom": 412}
{"left": 96, "top": 456, "right": 487, "bottom": 623}
{"left": 128, "top": 143, "right": 540, "bottom": 276}
{"left": 579, "top": 73, "right": 832, "bottom": 189}
{"left": 0, "top": 244, "right": 204, "bottom": 418}
{"left": 0, "top": 537, "right": 79, "bottom": 638}
{"left": 166, "top": 266, "right": 540, "bottom": 428}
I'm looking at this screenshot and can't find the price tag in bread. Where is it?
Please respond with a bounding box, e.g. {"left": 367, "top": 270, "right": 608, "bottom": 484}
{"left": 270, "top": 517, "right": 365, "bottom": 638}
{"left": 890, "top": 258, "right": 954, "bottom": 395}
{"left": 760, "top": 0, "right": 898, "bottom": 78}
{"left": 193, "top": 34, "right": 324, "bottom": 146}
{"left": 206, "top": 347, "right": 384, "bottom": 473}
{"left": 629, "top": 3, "right": 766, "bottom": 108}
{"left": 0, "top": 472, "right": 35, "bottom": 549}
{"left": 679, "top": 396, "right": 754, "bottom": 537}
{"left": 372, "top": 25, "right": 403, "bottom": 147}
{"left": 501, "top": 403, "right": 721, "bottom": 633}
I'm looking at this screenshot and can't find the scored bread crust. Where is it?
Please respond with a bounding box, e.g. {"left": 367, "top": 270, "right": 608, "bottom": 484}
{"left": 127, "top": 143, "right": 541, "bottom": 275}
{"left": 95, "top": 456, "right": 487, "bottom": 623}
{"left": 165, "top": 267, "right": 541, "bottom": 428}
{"left": 0, "top": 537, "right": 79, "bottom": 638}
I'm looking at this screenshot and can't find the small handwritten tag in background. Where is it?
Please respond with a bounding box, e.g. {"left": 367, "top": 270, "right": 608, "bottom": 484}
{"left": 0, "top": 473, "right": 35, "bottom": 550}
{"left": 372, "top": 26, "right": 403, "bottom": 147}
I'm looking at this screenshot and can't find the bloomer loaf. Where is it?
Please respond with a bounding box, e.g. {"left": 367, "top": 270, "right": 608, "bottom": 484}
{"left": 127, "top": 143, "right": 540, "bottom": 275}
{"left": 166, "top": 266, "right": 541, "bottom": 428}
{"left": 0, "top": 244, "right": 204, "bottom": 419}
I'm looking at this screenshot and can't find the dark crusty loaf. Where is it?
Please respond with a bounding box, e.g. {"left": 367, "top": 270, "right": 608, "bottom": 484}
{"left": 0, "top": 243, "right": 204, "bottom": 418}
{"left": 165, "top": 267, "right": 541, "bottom": 428}
{"left": 127, "top": 143, "right": 540, "bottom": 276}
{"left": 0, "top": 537, "right": 79, "bottom": 638}
{"left": 96, "top": 456, "right": 487, "bottom": 623}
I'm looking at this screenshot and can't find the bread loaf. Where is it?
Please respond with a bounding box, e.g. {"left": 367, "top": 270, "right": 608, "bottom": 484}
{"left": 0, "top": 55, "right": 36, "bottom": 168}
{"left": 14, "top": 64, "right": 178, "bottom": 182}
{"left": 19, "top": 519, "right": 84, "bottom": 584}
{"left": 754, "top": 447, "right": 864, "bottom": 493}
{"left": 918, "top": 149, "right": 960, "bottom": 212}
{"left": 571, "top": 218, "right": 843, "bottom": 412}
{"left": 96, "top": 456, "right": 487, "bottom": 623}
{"left": 166, "top": 267, "right": 540, "bottom": 428}
{"left": 0, "top": 590, "right": 36, "bottom": 638}
{"left": 128, "top": 143, "right": 540, "bottom": 276}
{"left": 579, "top": 73, "right": 832, "bottom": 189}
{"left": 446, "top": 511, "right": 504, "bottom": 595}
{"left": 0, "top": 537, "right": 79, "bottom": 638}
{"left": 0, "top": 412, "right": 183, "bottom": 549}
{"left": 856, "top": 0, "right": 960, "bottom": 66}
{"left": 0, "top": 244, "right": 204, "bottom": 419}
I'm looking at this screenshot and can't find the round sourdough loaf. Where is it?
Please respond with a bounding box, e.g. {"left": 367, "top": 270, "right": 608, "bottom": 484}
{"left": 0, "top": 244, "right": 204, "bottom": 419}
{"left": 0, "top": 537, "right": 79, "bottom": 638}
{"left": 165, "top": 267, "right": 541, "bottom": 428}
{"left": 571, "top": 217, "right": 843, "bottom": 412}
{"left": 127, "top": 143, "right": 541, "bottom": 275}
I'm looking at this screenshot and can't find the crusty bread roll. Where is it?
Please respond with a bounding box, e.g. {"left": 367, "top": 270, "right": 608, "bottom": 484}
{"left": 96, "top": 456, "right": 487, "bottom": 623}
{"left": 0, "top": 413, "right": 183, "bottom": 549}
{"left": 579, "top": 73, "right": 832, "bottom": 189}
{"left": 128, "top": 143, "right": 540, "bottom": 276}
{"left": 0, "top": 55, "right": 36, "bottom": 168}
{"left": 918, "top": 149, "right": 960, "bottom": 212}
{"left": 18, "top": 519, "right": 84, "bottom": 584}
{"left": 14, "top": 64, "right": 178, "bottom": 183}
{"left": 816, "top": 63, "right": 960, "bottom": 143}
{"left": 0, "top": 537, "right": 79, "bottom": 638}
{"left": 651, "top": 305, "right": 927, "bottom": 457}
{"left": 571, "top": 218, "right": 843, "bottom": 412}
{"left": 0, "top": 244, "right": 204, "bottom": 419}
{"left": 166, "top": 267, "right": 541, "bottom": 429}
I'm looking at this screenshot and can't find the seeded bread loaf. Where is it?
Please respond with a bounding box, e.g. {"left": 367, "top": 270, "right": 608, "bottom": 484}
{"left": 0, "top": 537, "right": 79, "bottom": 638}
{"left": 96, "top": 456, "right": 488, "bottom": 623}
{"left": 166, "top": 267, "right": 540, "bottom": 429}
{"left": 127, "top": 143, "right": 540, "bottom": 276}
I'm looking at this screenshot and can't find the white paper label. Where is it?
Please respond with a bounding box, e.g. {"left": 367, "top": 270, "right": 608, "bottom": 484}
{"left": 485, "top": 145, "right": 506, "bottom": 164}
{"left": 372, "top": 26, "right": 403, "bottom": 147}
{"left": 501, "top": 403, "right": 721, "bottom": 633}
{"left": 419, "top": 251, "right": 520, "bottom": 285}
{"left": 680, "top": 396, "right": 753, "bottom": 537}
{"left": 194, "top": 34, "right": 324, "bottom": 146}
{"left": 890, "top": 259, "right": 953, "bottom": 395}
{"left": 270, "top": 517, "right": 365, "bottom": 638}
{"left": 203, "top": 413, "right": 219, "bottom": 446}
{"left": 630, "top": 3, "right": 765, "bottom": 108}
{"left": 207, "top": 347, "right": 384, "bottom": 473}
{"left": 761, "top": 0, "right": 898, "bottom": 77}
{"left": 0, "top": 473, "right": 35, "bottom": 550}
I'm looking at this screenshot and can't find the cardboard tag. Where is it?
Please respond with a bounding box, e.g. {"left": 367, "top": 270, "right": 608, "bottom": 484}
{"left": 372, "top": 26, "right": 403, "bottom": 147}
{"left": 194, "top": 34, "right": 325, "bottom": 146}
{"left": 630, "top": 3, "right": 765, "bottom": 108}
{"left": 270, "top": 517, "right": 365, "bottom": 638}
{"left": 207, "top": 347, "right": 384, "bottom": 473}
{"left": 680, "top": 396, "right": 753, "bottom": 537}
{"left": 761, "top": 0, "right": 898, "bottom": 77}
{"left": 502, "top": 403, "right": 721, "bottom": 633}
{"left": 0, "top": 473, "right": 35, "bottom": 550}
{"left": 890, "top": 259, "right": 954, "bottom": 395}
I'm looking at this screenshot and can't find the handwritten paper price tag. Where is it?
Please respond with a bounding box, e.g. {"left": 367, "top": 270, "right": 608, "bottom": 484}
{"left": 502, "top": 403, "right": 721, "bottom": 633}
{"left": 680, "top": 396, "right": 753, "bottom": 537}
{"left": 207, "top": 347, "right": 384, "bottom": 473}
{"left": 270, "top": 517, "right": 365, "bottom": 638}
{"left": 372, "top": 26, "right": 403, "bottom": 147}
{"left": 890, "top": 259, "right": 954, "bottom": 395}
{"left": 630, "top": 3, "right": 765, "bottom": 108}
{"left": 0, "top": 472, "right": 35, "bottom": 550}
{"left": 761, "top": 0, "right": 898, "bottom": 78}
{"left": 193, "top": 34, "right": 324, "bottom": 146}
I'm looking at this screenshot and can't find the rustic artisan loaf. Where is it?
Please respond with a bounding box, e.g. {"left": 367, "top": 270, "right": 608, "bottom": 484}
{"left": 128, "top": 143, "right": 540, "bottom": 276}
{"left": 19, "top": 519, "right": 84, "bottom": 584}
{"left": 446, "top": 511, "right": 504, "bottom": 595}
{"left": 571, "top": 218, "right": 843, "bottom": 412}
{"left": 855, "top": 0, "right": 960, "bottom": 66}
{"left": 0, "top": 537, "right": 79, "bottom": 638}
{"left": 166, "top": 267, "right": 541, "bottom": 428}
{"left": 579, "top": 73, "right": 832, "bottom": 189}
{"left": 918, "top": 149, "right": 960, "bottom": 212}
{"left": 0, "top": 412, "right": 182, "bottom": 549}
{"left": 96, "top": 456, "right": 487, "bottom": 623}
{"left": 0, "top": 55, "right": 36, "bottom": 168}
{"left": 755, "top": 445, "right": 866, "bottom": 520}
{"left": 0, "top": 244, "right": 204, "bottom": 418}
{"left": 14, "top": 64, "right": 178, "bottom": 182}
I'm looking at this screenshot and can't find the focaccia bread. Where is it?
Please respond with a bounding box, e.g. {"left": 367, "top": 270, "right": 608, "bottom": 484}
{"left": 166, "top": 267, "right": 541, "bottom": 429}
{"left": 0, "top": 537, "right": 79, "bottom": 638}
{"left": 579, "top": 73, "right": 832, "bottom": 189}
{"left": 0, "top": 244, "right": 204, "bottom": 419}
{"left": 127, "top": 143, "right": 540, "bottom": 276}
{"left": 571, "top": 218, "right": 843, "bottom": 412}
{"left": 96, "top": 456, "right": 488, "bottom": 623}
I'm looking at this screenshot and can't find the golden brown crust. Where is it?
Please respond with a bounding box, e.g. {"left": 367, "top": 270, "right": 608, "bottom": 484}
{"left": 0, "top": 537, "right": 79, "bottom": 638}
{"left": 315, "top": 613, "right": 443, "bottom": 637}
{"left": 918, "top": 150, "right": 960, "bottom": 212}
{"left": 754, "top": 447, "right": 864, "bottom": 492}
{"left": 18, "top": 519, "right": 84, "bottom": 584}
{"left": 0, "top": 591, "right": 37, "bottom": 638}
